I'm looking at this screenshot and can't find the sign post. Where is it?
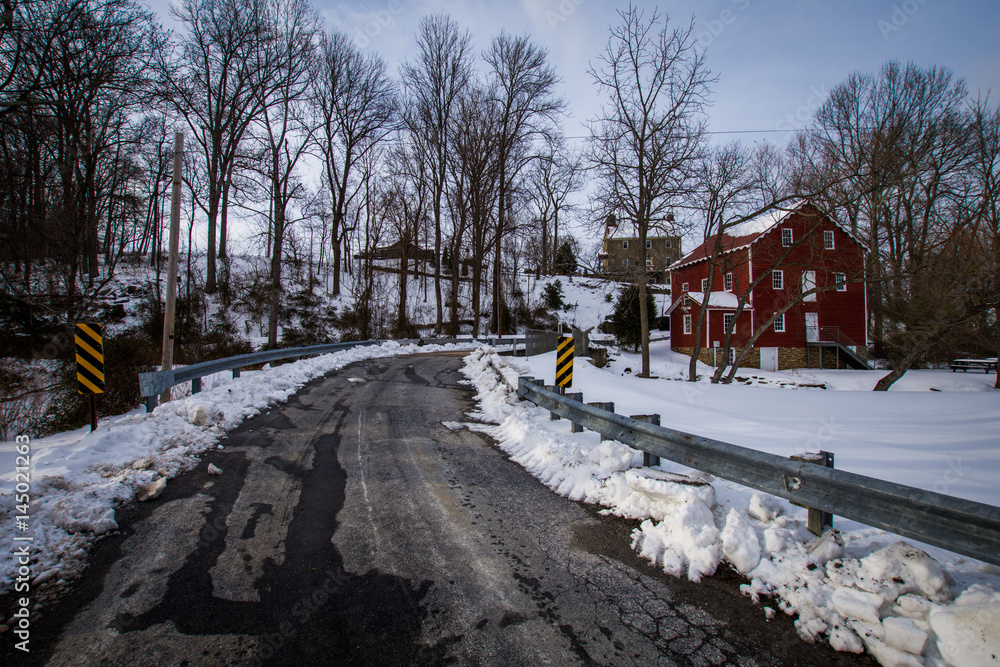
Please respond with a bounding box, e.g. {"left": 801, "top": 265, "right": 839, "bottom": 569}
{"left": 160, "top": 132, "right": 184, "bottom": 405}
{"left": 556, "top": 335, "right": 574, "bottom": 389}
{"left": 75, "top": 323, "right": 105, "bottom": 432}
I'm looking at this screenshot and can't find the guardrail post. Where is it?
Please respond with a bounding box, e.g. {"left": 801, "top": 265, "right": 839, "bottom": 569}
{"left": 564, "top": 392, "right": 584, "bottom": 432}
{"left": 545, "top": 385, "right": 562, "bottom": 420}
{"left": 516, "top": 376, "right": 536, "bottom": 401}
{"left": 587, "top": 402, "right": 614, "bottom": 441}
{"left": 232, "top": 368, "right": 241, "bottom": 379}
{"left": 791, "top": 451, "right": 835, "bottom": 535}
{"left": 145, "top": 395, "right": 158, "bottom": 412}
{"left": 192, "top": 377, "right": 201, "bottom": 394}
{"left": 631, "top": 414, "right": 661, "bottom": 466}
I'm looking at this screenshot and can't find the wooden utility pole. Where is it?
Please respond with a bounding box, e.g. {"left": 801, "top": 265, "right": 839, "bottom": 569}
{"left": 160, "top": 132, "right": 183, "bottom": 405}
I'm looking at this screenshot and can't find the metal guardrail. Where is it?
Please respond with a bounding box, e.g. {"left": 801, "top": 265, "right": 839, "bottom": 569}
{"left": 138, "top": 336, "right": 523, "bottom": 412}
{"left": 517, "top": 377, "right": 1000, "bottom": 567}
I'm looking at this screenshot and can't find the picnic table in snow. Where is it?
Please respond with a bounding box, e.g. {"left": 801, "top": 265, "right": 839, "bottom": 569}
{"left": 949, "top": 358, "right": 998, "bottom": 373}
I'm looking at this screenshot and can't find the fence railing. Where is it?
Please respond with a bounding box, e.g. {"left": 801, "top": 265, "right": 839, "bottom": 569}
{"left": 517, "top": 377, "right": 1000, "bottom": 567}
{"left": 138, "top": 336, "right": 523, "bottom": 412}
{"left": 818, "top": 326, "right": 872, "bottom": 365}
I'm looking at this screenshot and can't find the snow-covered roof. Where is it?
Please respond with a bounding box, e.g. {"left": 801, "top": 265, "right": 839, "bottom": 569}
{"left": 687, "top": 291, "right": 741, "bottom": 308}
{"left": 726, "top": 203, "right": 799, "bottom": 238}
{"left": 664, "top": 290, "right": 741, "bottom": 315}
{"left": 669, "top": 200, "right": 830, "bottom": 271}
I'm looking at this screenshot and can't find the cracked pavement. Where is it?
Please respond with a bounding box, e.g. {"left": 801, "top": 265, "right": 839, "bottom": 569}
{"left": 6, "top": 352, "right": 874, "bottom": 666}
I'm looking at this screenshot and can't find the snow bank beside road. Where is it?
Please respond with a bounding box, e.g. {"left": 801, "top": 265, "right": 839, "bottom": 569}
{"left": 0, "top": 341, "right": 478, "bottom": 602}
{"left": 463, "top": 347, "right": 1000, "bottom": 667}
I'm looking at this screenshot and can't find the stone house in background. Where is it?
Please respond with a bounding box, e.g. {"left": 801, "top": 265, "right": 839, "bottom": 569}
{"left": 598, "top": 217, "right": 681, "bottom": 285}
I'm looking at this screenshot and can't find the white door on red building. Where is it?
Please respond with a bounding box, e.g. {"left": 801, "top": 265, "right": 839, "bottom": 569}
{"left": 760, "top": 347, "right": 778, "bottom": 372}
{"left": 805, "top": 312, "right": 819, "bottom": 342}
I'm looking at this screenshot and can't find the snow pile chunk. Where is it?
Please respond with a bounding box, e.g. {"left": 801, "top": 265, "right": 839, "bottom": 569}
{"left": 832, "top": 586, "right": 884, "bottom": 624}
{"left": 748, "top": 492, "right": 780, "bottom": 522}
{"left": 137, "top": 477, "right": 167, "bottom": 501}
{"left": 929, "top": 584, "right": 1000, "bottom": 666}
{"left": 624, "top": 469, "right": 715, "bottom": 505}
{"left": 882, "top": 616, "right": 927, "bottom": 656}
{"left": 807, "top": 530, "right": 844, "bottom": 564}
{"left": 829, "top": 624, "right": 865, "bottom": 653}
{"left": 207, "top": 463, "right": 223, "bottom": 476}
{"left": 721, "top": 508, "right": 762, "bottom": 574}
{"left": 631, "top": 497, "right": 721, "bottom": 582}
{"left": 856, "top": 542, "right": 951, "bottom": 602}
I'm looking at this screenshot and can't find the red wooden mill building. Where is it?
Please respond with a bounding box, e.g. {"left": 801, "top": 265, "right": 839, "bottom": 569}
{"left": 666, "top": 201, "right": 870, "bottom": 371}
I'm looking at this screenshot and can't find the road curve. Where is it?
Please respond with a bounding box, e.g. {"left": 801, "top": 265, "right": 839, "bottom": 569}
{"left": 10, "top": 352, "right": 872, "bottom": 666}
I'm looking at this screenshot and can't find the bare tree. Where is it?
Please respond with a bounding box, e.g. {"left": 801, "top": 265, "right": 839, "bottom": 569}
{"left": 685, "top": 142, "right": 759, "bottom": 382}
{"left": 447, "top": 84, "right": 501, "bottom": 337}
{"left": 967, "top": 98, "right": 1000, "bottom": 389}
{"left": 252, "top": 0, "right": 319, "bottom": 348}
{"left": 314, "top": 29, "right": 397, "bottom": 297}
{"left": 484, "top": 30, "right": 563, "bottom": 335}
{"left": 588, "top": 5, "right": 712, "bottom": 377}
{"left": 795, "top": 61, "right": 985, "bottom": 389}
{"left": 166, "top": 0, "right": 272, "bottom": 294}
{"left": 401, "top": 13, "right": 472, "bottom": 333}
{"left": 0, "top": 0, "right": 92, "bottom": 117}
{"left": 526, "top": 136, "right": 583, "bottom": 275}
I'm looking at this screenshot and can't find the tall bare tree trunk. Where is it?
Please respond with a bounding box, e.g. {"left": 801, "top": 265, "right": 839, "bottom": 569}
{"left": 267, "top": 182, "right": 285, "bottom": 349}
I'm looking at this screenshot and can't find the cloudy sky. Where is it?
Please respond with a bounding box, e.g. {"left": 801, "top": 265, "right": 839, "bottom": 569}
{"left": 149, "top": 0, "right": 1000, "bottom": 248}
{"left": 310, "top": 0, "right": 1000, "bottom": 147}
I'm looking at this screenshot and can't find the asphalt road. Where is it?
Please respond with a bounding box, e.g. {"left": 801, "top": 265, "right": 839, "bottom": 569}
{"left": 5, "top": 352, "right": 874, "bottom": 666}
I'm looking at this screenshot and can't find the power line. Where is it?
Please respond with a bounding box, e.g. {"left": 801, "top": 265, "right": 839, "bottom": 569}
{"left": 561, "top": 128, "right": 805, "bottom": 140}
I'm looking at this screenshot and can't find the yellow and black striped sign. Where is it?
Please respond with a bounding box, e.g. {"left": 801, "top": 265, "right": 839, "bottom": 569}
{"left": 75, "top": 323, "right": 105, "bottom": 394}
{"left": 556, "top": 335, "right": 574, "bottom": 388}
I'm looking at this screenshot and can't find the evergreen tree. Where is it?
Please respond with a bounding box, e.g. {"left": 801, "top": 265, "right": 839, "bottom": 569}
{"left": 553, "top": 241, "right": 577, "bottom": 275}
{"left": 612, "top": 284, "right": 655, "bottom": 352}
{"left": 543, "top": 279, "right": 564, "bottom": 310}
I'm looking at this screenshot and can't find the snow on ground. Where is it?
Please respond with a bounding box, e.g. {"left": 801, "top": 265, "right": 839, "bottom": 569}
{"left": 0, "top": 340, "right": 479, "bottom": 604}
{"left": 462, "top": 345, "right": 1000, "bottom": 667}
{"left": 518, "top": 274, "right": 672, "bottom": 334}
